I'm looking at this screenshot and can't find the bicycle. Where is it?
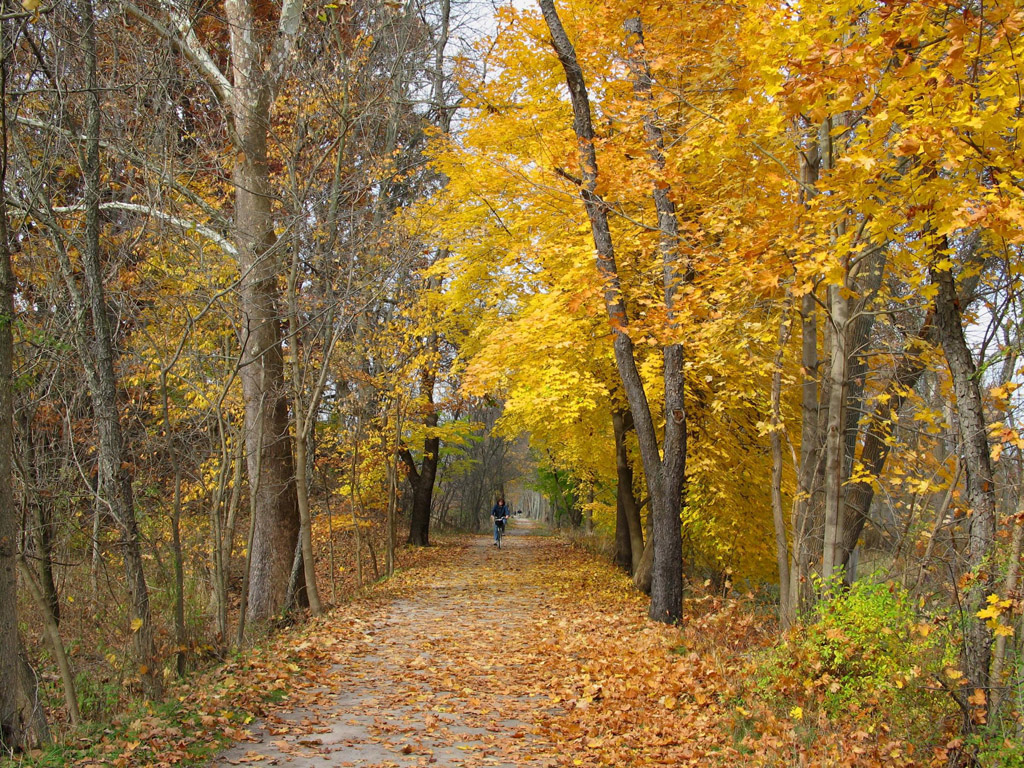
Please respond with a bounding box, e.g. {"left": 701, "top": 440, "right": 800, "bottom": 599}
{"left": 493, "top": 516, "right": 507, "bottom": 549}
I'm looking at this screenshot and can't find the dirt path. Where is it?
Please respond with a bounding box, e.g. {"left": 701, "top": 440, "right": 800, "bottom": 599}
{"left": 215, "top": 520, "right": 566, "bottom": 768}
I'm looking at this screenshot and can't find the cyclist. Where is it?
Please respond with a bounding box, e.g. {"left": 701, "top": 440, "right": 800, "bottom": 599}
{"left": 491, "top": 498, "right": 509, "bottom": 546}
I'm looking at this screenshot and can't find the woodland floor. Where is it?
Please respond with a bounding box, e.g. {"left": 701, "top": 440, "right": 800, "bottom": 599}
{"left": 33, "top": 521, "right": 927, "bottom": 768}
{"left": 204, "top": 519, "right": 758, "bottom": 768}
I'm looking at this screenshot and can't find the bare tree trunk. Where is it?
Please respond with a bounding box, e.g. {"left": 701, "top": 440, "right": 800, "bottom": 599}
{"left": 79, "top": 0, "right": 160, "bottom": 697}
{"left": 990, "top": 506, "right": 1022, "bottom": 716}
{"left": 633, "top": 511, "right": 654, "bottom": 594}
{"left": 821, "top": 281, "right": 849, "bottom": 590}
{"left": 624, "top": 14, "right": 687, "bottom": 623}
{"left": 788, "top": 131, "right": 822, "bottom": 619}
{"left": 17, "top": 558, "right": 80, "bottom": 727}
{"left": 159, "top": 370, "right": 187, "bottom": 677}
{"left": 19, "top": 425, "right": 60, "bottom": 624}
{"left": 839, "top": 264, "right": 983, "bottom": 578}
{"left": 614, "top": 487, "right": 631, "bottom": 572}
{"left": 931, "top": 251, "right": 997, "bottom": 727}
{"left": 790, "top": 291, "right": 821, "bottom": 618}
{"left": 386, "top": 402, "right": 403, "bottom": 578}
{"left": 289, "top": 364, "right": 321, "bottom": 616}
{"left": 217, "top": 0, "right": 307, "bottom": 625}
{"left": 0, "top": 13, "right": 47, "bottom": 744}
{"left": 402, "top": 362, "right": 440, "bottom": 547}
{"left": 350, "top": 419, "right": 364, "bottom": 587}
{"left": 236, "top": 400, "right": 265, "bottom": 646}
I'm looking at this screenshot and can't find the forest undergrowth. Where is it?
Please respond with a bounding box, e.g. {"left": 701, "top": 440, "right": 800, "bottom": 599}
{"left": 8, "top": 530, "right": 1013, "bottom": 768}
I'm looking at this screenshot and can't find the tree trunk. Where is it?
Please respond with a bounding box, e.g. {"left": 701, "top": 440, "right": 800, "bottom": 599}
{"left": 20, "top": 424, "right": 60, "bottom": 624}
{"left": 931, "top": 251, "right": 997, "bottom": 726}
{"left": 17, "top": 557, "right": 80, "bottom": 726}
{"left": 539, "top": 0, "right": 683, "bottom": 623}
{"left": 285, "top": 245, "right": 322, "bottom": 616}
{"left": 990, "top": 505, "right": 1022, "bottom": 716}
{"left": 225, "top": 0, "right": 304, "bottom": 624}
{"left": 790, "top": 291, "right": 822, "bottom": 619}
{"left": 788, "top": 132, "right": 822, "bottom": 620}
{"left": 770, "top": 303, "right": 793, "bottom": 627}
{"left": 821, "top": 281, "right": 849, "bottom": 590}
{"left": 612, "top": 408, "right": 644, "bottom": 572}
{"left": 614, "top": 485, "right": 632, "bottom": 572}
{"left": 633, "top": 511, "right": 654, "bottom": 595}
{"left": 79, "top": 0, "right": 161, "bottom": 697}
{"left": 838, "top": 263, "right": 983, "bottom": 578}
{"left": 0, "top": 14, "right": 47, "bottom": 743}
{"left": 404, "top": 362, "right": 440, "bottom": 546}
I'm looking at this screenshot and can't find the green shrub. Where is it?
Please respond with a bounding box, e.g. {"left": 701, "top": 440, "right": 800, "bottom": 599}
{"left": 752, "top": 579, "right": 952, "bottom": 739}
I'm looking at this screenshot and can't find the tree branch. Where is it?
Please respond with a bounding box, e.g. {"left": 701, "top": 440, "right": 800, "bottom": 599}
{"left": 121, "top": 0, "right": 233, "bottom": 107}
{"left": 13, "top": 199, "right": 238, "bottom": 256}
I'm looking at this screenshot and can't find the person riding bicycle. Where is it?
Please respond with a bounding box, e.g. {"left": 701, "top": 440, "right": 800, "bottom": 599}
{"left": 491, "top": 498, "right": 509, "bottom": 546}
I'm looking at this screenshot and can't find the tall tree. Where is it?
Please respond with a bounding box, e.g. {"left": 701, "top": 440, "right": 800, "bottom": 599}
{"left": 126, "top": 0, "right": 308, "bottom": 622}
{"left": 538, "top": 0, "right": 683, "bottom": 623}
{"left": 77, "top": 0, "right": 162, "bottom": 697}
{"left": 0, "top": 1, "right": 46, "bottom": 748}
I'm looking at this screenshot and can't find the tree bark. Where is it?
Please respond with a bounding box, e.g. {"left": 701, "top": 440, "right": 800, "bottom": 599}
{"left": 990, "top": 506, "right": 1022, "bottom": 716}
{"left": 624, "top": 15, "right": 687, "bottom": 624}
{"left": 838, "top": 262, "right": 982, "bottom": 579}
{"left": 19, "top": 422, "right": 60, "bottom": 624}
{"left": 17, "top": 557, "right": 80, "bottom": 726}
{"left": 931, "top": 250, "right": 997, "bottom": 726}
{"left": 770, "top": 303, "right": 793, "bottom": 627}
{"left": 633, "top": 511, "right": 654, "bottom": 594}
{"left": 821, "top": 281, "right": 849, "bottom": 590}
{"left": 222, "top": 0, "right": 306, "bottom": 623}
{"left": 612, "top": 408, "right": 644, "bottom": 572}
{"left": 790, "top": 291, "right": 822, "bottom": 618}
{"left": 403, "top": 362, "right": 440, "bottom": 546}
{"left": 285, "top": 241, "right": 322, "bottom": 616}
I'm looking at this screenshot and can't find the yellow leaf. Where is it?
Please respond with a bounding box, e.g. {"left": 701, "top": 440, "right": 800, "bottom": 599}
{"left": 131, "top": 617, "right": 144, "bottom": 632}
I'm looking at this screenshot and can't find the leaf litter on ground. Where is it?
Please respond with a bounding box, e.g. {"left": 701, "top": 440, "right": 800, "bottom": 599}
{"left": 15, "top": 526, "right": 944, "bottom": 768}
